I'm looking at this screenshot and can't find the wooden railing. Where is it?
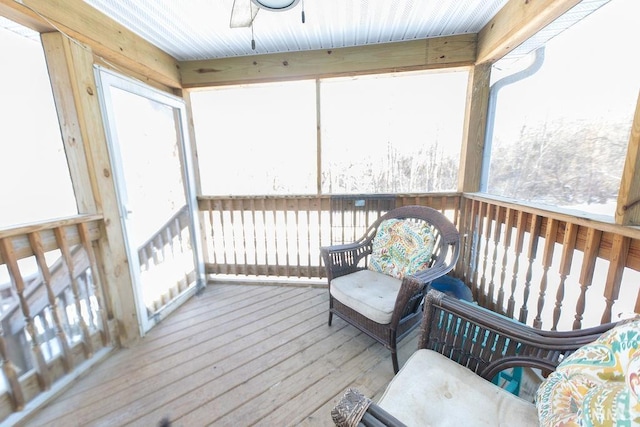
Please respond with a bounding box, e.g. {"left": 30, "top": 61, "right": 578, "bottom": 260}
{"left": 198, "top": 193, "right": 640, "bottom": 331}
{"left": 1, "top": 193, "right": 637, "bottom": 422}
{"left": 137, "top": 205, "right": 197, "bottom": 312}
{"left": 459, "top": 194, "right": 640, "bottom": 330}
{"left": 198, "top": 194, "right": 460, "bottom": 280}
{"left": 0, "top": 215, "right": 113, "bottom": 421}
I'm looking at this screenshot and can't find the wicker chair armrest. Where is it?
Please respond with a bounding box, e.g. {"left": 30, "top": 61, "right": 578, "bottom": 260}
{"left": 332, "top": 389, "right": 406, "bottom": 427}
{"left": 410, "top": 263, "right": 455, "bottom": 284}
{"left": 534, "top": 322, "right": 618, "bottom": 341}
{"left": 480, "top": 355, "right": 561, "bottom": 379}
{"left": 419, "top": 290, "right": 618, "bottom": 381}
{"left": 321, "top": 242, "right": 367, "bottom": 254}
{"left": 389, "top": 269, "right": 442, "bottom": 322}
{"left": 321, "top": 242, "right": 373, "bottom": 280}
{"left": 388, "top": 264, "right": 456, "bottom": 325}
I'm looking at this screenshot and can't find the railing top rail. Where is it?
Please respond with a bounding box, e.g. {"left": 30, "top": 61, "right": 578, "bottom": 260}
{"left": 0, "top": 214, "right": 104, "bottom": 239}
{"left": 463, "top": 192, "right": 640, "bottom": 240}
{"left": 198, "top": 192, "right": 461, "bottom": 202}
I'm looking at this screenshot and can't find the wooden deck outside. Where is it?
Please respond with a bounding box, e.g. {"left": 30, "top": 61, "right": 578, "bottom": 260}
{"left": 21, "top": 283, "right": 420, "bottom": 426}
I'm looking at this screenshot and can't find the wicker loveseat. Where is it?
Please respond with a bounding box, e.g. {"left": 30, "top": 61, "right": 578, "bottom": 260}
{"left": 332, "top": 290, "right": 627, "bottom": 427}
{"left": 321, "top": 205, "right": 460, "bottom": 373}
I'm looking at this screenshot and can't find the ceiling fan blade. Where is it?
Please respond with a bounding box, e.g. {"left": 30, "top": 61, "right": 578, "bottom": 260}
{"left": 230, "top": 0, "right": 259, "bottom": 28}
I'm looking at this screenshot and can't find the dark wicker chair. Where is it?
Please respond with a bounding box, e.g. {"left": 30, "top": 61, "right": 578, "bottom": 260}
{"left": 331, "top": 290, "right": 620, "bottom": 427}
{"left": 320, "top": 205, "right": 461, "bottom": 373}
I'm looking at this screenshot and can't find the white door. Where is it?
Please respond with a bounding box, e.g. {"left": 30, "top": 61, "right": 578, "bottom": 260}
{"left": 95, "top": 67, "right": 204, "bottom": 334}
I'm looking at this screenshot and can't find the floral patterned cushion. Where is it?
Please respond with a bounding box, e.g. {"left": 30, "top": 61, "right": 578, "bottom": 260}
{"left": 368, "top": 218, "right": 436, "bottom": 279}
{"left": 536, "top": 319, "right": 640, "bottom": 426}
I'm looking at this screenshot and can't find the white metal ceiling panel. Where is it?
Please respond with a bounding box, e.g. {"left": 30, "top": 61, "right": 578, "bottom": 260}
{"left": 83, "top": 0, "right": 509, "bottom": 61}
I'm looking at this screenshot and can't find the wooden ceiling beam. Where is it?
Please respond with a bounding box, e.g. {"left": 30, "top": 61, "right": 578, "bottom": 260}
{"left": 0, "top": 0, "right": 181, "bottom": 88}
{"left": 476, "top": 0, "right": 581, "bottom": 64}
{"left": 180, "top": 34, "right": 476, "bottom": 88}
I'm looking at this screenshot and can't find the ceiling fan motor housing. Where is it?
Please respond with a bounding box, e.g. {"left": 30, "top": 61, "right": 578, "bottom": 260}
{"left": 251, "top": 0, "right": 301, "bottom": 12}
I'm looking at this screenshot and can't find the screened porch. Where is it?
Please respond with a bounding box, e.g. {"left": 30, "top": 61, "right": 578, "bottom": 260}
{"left": 1, "top": 0, "right": 639, "bottom": 425}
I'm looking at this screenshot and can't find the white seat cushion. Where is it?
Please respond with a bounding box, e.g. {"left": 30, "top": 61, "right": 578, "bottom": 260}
{"left": 330, "top": 269, "right": 401, "bottom": 324}
{"left": 378, "top": 349, "right": 539, "bottom": 427}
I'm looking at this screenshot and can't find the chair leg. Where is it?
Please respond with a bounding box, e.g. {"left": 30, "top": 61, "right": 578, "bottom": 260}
{"left": 391, "top": 350, "right": 399, "bottom": 374}
{"left": 328, "top": 311, "right": 333, "bottom": 326}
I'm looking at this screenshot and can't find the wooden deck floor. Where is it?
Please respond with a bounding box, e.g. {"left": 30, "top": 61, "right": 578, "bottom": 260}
{"left": 22, "top": 283, "right": 420, "bottom": 427}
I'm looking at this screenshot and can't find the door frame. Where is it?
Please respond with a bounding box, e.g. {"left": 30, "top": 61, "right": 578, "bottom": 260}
{"left": 93, "top": 65, "right": 205, "bottom": 335}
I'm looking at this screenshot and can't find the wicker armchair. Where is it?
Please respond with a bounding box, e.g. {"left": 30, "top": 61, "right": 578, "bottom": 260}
{"left": 320, "top": 205, "right": 461, "bottom": 373}
{"left": 331, "top": 290, "right": 620, "bottom": 427}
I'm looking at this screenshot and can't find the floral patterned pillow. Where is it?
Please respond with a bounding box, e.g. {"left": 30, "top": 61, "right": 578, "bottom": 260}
{"left": 536, "top": 319, "right": 640, "bottom": 426}
{"left": 367, "top": 218, "right": 436, "bottom": 279}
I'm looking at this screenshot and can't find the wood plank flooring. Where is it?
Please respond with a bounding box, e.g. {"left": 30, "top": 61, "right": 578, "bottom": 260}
{"left": 21, "top": 283, "right": 420, "bottom": 427}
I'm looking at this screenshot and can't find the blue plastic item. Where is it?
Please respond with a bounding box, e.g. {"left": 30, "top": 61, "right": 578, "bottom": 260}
{"left": 492, "top": 367, "right": 523, "bottom": 397}
{"left": 429, "top": 275, "right": 473, "bottom": 302}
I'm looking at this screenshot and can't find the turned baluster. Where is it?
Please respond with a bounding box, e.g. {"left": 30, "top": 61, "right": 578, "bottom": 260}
{"left": 477, "top": 203, "right": 490, "bottom": 306}
{"left": 0, "top": 323, "right": 24, "bottom": 410}
{"left": 507, "top": 211, "right": 526, "bottom": 318}
{"left": 471, "top": 202, "right": 487, "bottom": 302}
{"left": 534, "top": 218, "right": 558, "bottom": 329}
{"left": 0, "top": 238, "right": 51, "bottom": 390}
{"left": 164, "top": 224, "right": 174, "bottom": 258}
{"left": 54, "top": 227, "right": 94, "bottom": 358}
{"left": 497, "top": 207, "right": 511, "bottom": 312}
{"left": 601, "top": 234, "right": 630, "bottom": 324}
{"left": 156, "top": 234, "right": 166, "bottom": 264}
{"left": 552, "top": 222, "right": 578, "bottom": 330}
{"left": 572, "top": 228, "right": 602, "bottom": 329}
{"left": 519, "top": 215, "right": 541, "bottom": 324}
{"left": 28, "top": 231, "right": 74, "bottom": 372}
{"left": 462, "top": 200, "right": 479, "bottom": 296}
{"left": 485, "top": 205, "right": 501, "bottom": 308}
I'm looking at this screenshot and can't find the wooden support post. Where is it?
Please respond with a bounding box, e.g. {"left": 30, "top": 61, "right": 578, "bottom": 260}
{"left": 458, "top": 62, "right": 491, "bottom": 193}
{"left": 41, "top": 32, "right": 140, "bottom": 345}
{"left": 616, "top": 92, "right": 640, "bottom": 225}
